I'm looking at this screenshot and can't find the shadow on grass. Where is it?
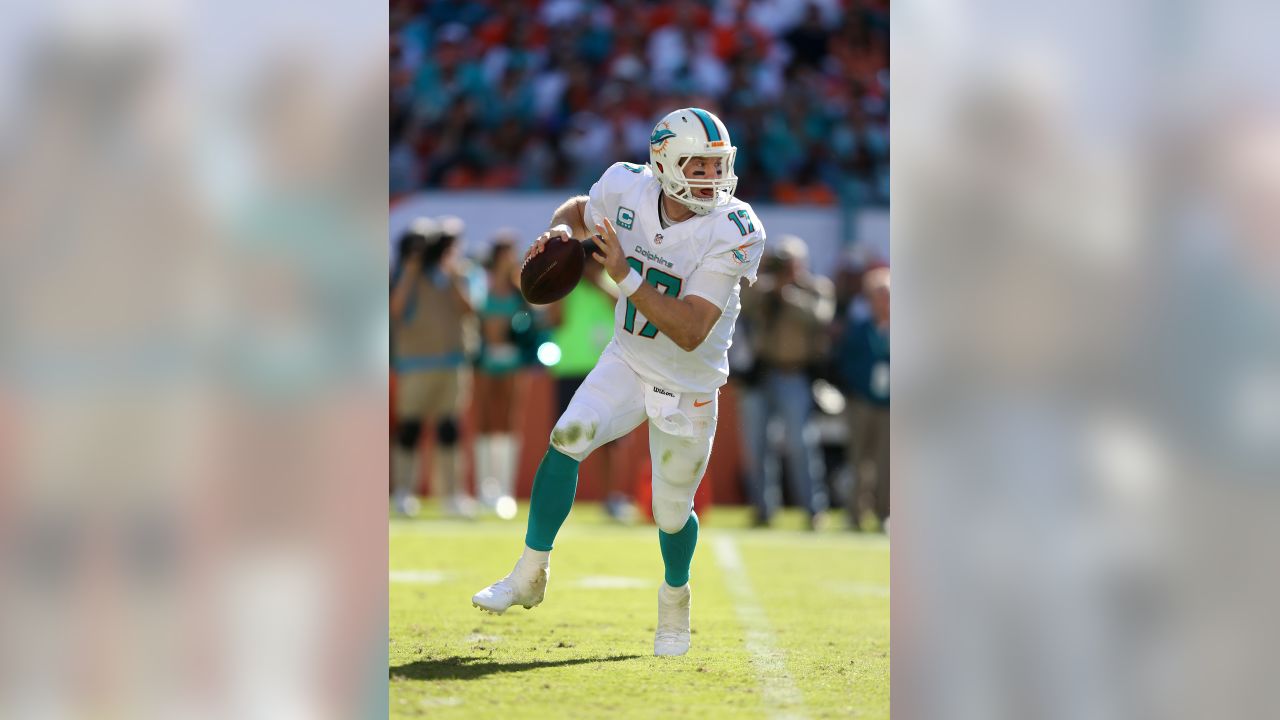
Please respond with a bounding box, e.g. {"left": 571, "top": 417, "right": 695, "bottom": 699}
{"left": 392, "top": 653, "right": 643, "bottom": 682}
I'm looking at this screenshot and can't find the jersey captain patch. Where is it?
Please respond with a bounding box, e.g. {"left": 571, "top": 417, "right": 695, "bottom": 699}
{"left": 616, "top": 206, "right": 636, "bottom": 230}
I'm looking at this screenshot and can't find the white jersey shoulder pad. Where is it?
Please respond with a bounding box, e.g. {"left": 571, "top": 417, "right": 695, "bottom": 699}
{"left": 599, "top": 161, "right": 656, "bottom": 194}
{"left": 700, "top": 198, "right": 766, "bottom": 284}
{"left": 587, "top": 162, "right": 657, "bottom": 231}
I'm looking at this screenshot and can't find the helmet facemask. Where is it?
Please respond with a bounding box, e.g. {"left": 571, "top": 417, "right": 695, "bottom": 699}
{"left": 655, "top": 148, "right": 738, "bottom": 216}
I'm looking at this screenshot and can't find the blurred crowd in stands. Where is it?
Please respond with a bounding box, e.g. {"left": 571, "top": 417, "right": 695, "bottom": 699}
{"left": 390, "top": 0, "right": 889, "bottom": 205}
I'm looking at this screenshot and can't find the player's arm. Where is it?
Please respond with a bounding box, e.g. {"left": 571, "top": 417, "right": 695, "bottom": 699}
{"left": 591, "top": 218, "right": 723, "bottom": 352}
{"left": 524, "top": 196, "right": 591, "bottom": 262}
{"left": 550, "top": 195, "right": 592, "bottom": 239}
{"left": 628, "top": 281, "right": 722, "bottom": 352}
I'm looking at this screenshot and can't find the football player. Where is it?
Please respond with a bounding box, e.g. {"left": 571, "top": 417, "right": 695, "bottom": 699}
{"left": 472, "top": 108, "right": 765, "bottom": 657}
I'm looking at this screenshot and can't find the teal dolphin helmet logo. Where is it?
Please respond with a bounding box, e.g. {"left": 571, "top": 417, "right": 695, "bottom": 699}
{"left": 649, "top": 128, "right": 677, "bottom": 147}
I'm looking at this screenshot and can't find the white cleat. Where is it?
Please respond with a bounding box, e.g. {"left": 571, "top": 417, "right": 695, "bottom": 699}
{"left": 471, "top": 557, "right": 548, "bottom": 615}
{"left": 654, "top": 582, "right": 691, "bottom": 656}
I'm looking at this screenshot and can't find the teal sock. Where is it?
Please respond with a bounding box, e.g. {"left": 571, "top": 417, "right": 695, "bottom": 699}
{"left": 524, "top": 447, "right": 580, "bottom": 551}
{"left": 658, "top": 511, "right": 699, "bottom": 587}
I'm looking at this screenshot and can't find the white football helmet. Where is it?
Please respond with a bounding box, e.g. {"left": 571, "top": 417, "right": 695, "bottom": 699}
{"left": 648, "top": 108, "right": 738, "bottom": 216}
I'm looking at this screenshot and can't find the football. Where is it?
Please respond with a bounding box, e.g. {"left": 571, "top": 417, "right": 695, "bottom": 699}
{"left": 520, "top": 236, "right": 590, "bottom": 304}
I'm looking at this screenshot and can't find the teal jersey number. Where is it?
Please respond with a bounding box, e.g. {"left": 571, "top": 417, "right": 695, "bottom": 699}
{"left": 635, "top": 267, "right": 682, "bottom": 338}
{"left": 621, "top": 257, "right": 684, "bottom": 339}
{"left": 622, "top": 257, "right": 645, "bottom": 333}
{"left": 728, "top": 209, "right": 755, "bottom": 236}
{"left": 622, "top": 163, "right": 645, "bottom": 173}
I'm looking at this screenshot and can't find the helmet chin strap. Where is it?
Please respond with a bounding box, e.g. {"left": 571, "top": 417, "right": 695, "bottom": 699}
{"left": 667, "top": 187, "right": 710, "bottom": 217}
{"left": 659, "top": 189, "right": 698, "bottom": 223}
{"left": 657, "top": 191, "right": 674, "bottom": 228}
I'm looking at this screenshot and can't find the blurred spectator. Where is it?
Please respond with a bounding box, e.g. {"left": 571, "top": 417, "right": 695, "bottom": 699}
{"left": 472, "top": 231, "right": 528, "bottom": 520}
{"left": 390, "top": 217, "right": 477, "bottom": 518}
{"left": 745, "top": 235, "right": 836, "bottom": 529}
{"left": 837, "top": 266, "right": 890, "bottom": 530}
{"left": 729, "top": 257, "right": 770, "bottom": 524}
{"left": 389, "top": 0, "right": 889, "bottom": 204}
{"left": 711, "top": 0, "right": 773, "bottom": 62}
{"left": 783, "top": 4, "right": 832, "bottom": 69}
{"left": 546, "top": 261, "right": 637, "bottom": 522}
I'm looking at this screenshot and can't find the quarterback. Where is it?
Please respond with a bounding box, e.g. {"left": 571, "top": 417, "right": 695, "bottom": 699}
{"left": 472, "top": 108, "right": 765, "bottom": 657}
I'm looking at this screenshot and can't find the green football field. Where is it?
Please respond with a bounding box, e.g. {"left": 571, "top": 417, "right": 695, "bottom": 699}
{"left": 390, "top": 503, "right": 889, "bottom": 719}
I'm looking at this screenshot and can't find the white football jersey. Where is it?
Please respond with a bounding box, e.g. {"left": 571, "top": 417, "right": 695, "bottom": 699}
{"left": 583, "top": 162, "right": 765, "bottom": 394}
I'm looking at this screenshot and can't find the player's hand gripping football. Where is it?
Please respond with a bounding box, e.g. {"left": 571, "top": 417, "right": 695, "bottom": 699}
{"left": 523, "top": 224, "right": 572, "bottom": 264}
{"left": 590, "top": 218, "right": 629, "bottom": 284}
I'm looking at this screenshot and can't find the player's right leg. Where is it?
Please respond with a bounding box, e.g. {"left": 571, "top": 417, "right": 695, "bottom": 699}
{"left": 472, "top": 347, "right": 646, "bottom": 614}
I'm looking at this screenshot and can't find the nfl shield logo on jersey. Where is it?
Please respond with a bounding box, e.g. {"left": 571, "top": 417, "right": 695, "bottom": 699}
{"left": 654, "top": 233, "right": 663, "bottom": 245}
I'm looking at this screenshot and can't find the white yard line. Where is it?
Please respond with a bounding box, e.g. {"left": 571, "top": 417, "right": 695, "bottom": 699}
{"left": 712, "top": 535, "right": 809, "bottom": 720}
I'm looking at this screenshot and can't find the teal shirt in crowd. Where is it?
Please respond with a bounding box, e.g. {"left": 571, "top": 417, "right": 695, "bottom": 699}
{"left": 839, "top": 318, "right": 890, "bottom": 407}
{"left": 478, "top": 291, "right": 526, "bottom": 374}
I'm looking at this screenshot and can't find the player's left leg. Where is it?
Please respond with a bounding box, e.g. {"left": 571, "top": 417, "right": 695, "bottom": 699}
{"left": 472, "top": 346, "right": 646, "bottom": 614}
{"left": 649, "top": 389, "right": 717, "bottom": 656}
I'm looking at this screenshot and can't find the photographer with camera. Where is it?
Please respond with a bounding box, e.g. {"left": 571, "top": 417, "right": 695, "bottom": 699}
{"left": 745, "top": 235, "right": 835, "bottom": 530}
{"left": 837, "top": 266, "right": 890, "bottom": 531}
{"left": 390, "top": 216, "right": 477, "bottom": 518}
